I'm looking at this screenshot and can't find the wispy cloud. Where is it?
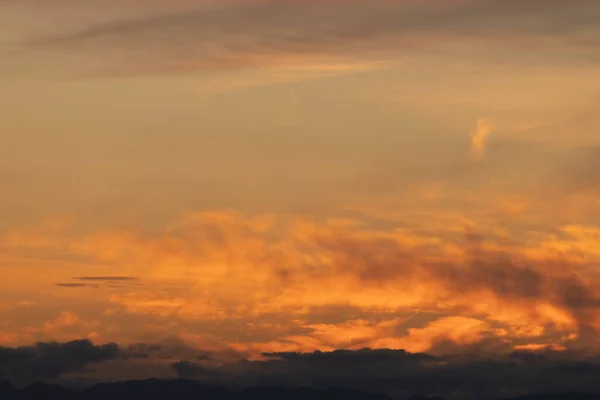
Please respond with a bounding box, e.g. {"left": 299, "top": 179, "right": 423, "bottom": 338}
{"left": 55, "top": 283, "right": 100, "bottom": 289}
{"left": 5, "top": 0, "right": 600, "bottom": 77}
{"left": 194, "top": 60, "right": 394, "bottom": 93}
{"left": 55, "top": 277, "right": 140, "bottom": 289}
{"left": 470, "top": 118, "right": 493, "bottom": 162}
{"left": 74, "top": 277, "right": 139, "bottom": 282}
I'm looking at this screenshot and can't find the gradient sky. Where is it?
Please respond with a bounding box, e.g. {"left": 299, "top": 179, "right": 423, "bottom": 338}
{"left": 2, "top": 0, "right": 600, "bottom": 391}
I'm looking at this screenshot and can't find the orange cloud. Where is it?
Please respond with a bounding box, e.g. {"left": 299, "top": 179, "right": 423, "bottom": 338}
{"left": 512, "top": 343, "right": 567, "bottom": 352}
{"left": 2, "top": 210, "right": 600, "bottom": 356}
{"left": 40, "top": 311, "right": 81, "bottom": 334}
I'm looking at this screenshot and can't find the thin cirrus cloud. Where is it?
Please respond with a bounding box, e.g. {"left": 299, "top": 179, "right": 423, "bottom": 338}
{"left": 192, "top": 61, "right": 394, "bottom": 94}
{"left": 3, "top": 0, "right": 600, "bottom": 78}
{"left": 73, "top": 277, "right": 139, "bottom": 281}
{"left": 54, "top": 277, "right": 140, "bottom": 289}
{"left": 55, "top": 283, "right": 101, "bottom": 289}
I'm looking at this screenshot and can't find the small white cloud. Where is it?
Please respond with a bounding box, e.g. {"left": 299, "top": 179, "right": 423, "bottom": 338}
{"left": 470, "top": 118, "right": 493, "bottom": 162}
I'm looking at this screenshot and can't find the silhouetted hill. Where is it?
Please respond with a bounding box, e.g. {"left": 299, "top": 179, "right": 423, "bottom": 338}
{"left": 82, "top": 379, "right": 234, "bottom": 400}
{"left": 241, "top": 386, "right": 390, "bottom": 400}
{"left": 499, "top": 394, "right": 600, "bottom": 400}
{"left": 2, "top": 379, "right": 600, "bottom": 400}
{"left": 408, "top": 396, "right": 446, "bottom": 400}
{"left": 0, "top": 379, "right": 391, "bottom": 400}
{"left": 8, "top": 382, "right": 74, "bottom": 400}
{"left": 0, "top": 380, "right": 16, "bottom": 398}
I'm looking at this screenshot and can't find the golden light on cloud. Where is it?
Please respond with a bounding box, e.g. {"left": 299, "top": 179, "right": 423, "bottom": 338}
{"left": 2, "top": 207, "right": 600, "bottom": 357}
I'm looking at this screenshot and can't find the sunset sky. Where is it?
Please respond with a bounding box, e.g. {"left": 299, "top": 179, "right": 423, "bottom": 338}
{"left": 2, "top": 0, "right": 600, "bottom": 394}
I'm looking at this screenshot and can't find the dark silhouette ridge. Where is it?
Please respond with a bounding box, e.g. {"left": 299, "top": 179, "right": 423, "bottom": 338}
{"left": 0, "top": 379, "right": 391, "bottom": 400}
{"left": 499, "top": 394, "right": 600, "bottom": 400}
{"left": 0, "top": 380, "right": 16, "bottom": 397}
{"left": 16, "top": 382, "right": 73, "bottom": 400}
{"left": 2, "top": 379, "right": 600, "bottom": 400}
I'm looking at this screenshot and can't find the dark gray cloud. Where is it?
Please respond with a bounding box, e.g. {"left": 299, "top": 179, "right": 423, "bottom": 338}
{"left": 55, "top": 277, "right": 140, "bottom": 289}
{"left": 122, "top": 337, "right": 212, "bottom": 362}
{"left": 0, "top": 338, "right": 201, "bottom": 386}
{"left": 172, "top": 348, "right": 440, "bottom": 392}
{"left": 0, "top": 340, "right": 119, "bottom": 385}
{"left": 172, "top": 348, "right": 600, "bottom": 400}
{"left": 4, "top": 340, "right": 600, "bottom": 399}
{"left": 74, "top": 277, "right": 138, "bottom": 281}
{"left": 55, "top": 283, "right": 100, "bottom": 288}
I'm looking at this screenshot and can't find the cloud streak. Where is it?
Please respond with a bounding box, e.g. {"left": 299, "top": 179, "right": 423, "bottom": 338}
{"left": 5, "top": 0, "right": 600, "bottom": 77}
{"left": 55, "top": 277, "right": 140, "bottom": 290}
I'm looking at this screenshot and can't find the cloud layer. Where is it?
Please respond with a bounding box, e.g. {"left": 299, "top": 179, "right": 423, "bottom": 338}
{"left": 2, "top": 209, "right": 600, "bottom": 358}
{"left": 3, "top": 0, "right": 600, "bottom": 77}
{"left": 4, "top": 341, "right": 600, "bottom": 400}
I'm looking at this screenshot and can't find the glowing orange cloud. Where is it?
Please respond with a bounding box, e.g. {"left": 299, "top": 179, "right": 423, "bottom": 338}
{"left": 2, "top": 207, "right": 600, "bottom": 357}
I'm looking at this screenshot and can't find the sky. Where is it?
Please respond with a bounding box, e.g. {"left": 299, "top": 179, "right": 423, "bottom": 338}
{"left": 1, "top": 0, "right": 600, "bottom": 397}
